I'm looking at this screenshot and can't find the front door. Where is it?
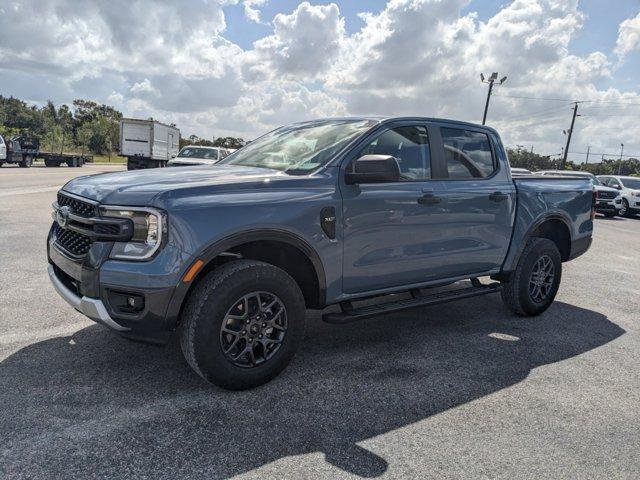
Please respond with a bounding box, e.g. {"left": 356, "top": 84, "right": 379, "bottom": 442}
{"left": 341, "top": 122, "right": 451, "bottom": 294}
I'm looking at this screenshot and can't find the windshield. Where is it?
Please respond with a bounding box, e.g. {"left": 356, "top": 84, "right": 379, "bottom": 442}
{"left": 178, "top": 147, "right": 218, "bottom": 159}
{"left": 621, "top": 178, "right": 640, "bottom": 189}
{"left": 219, "top": 119, "right": 377, "bottom": 174}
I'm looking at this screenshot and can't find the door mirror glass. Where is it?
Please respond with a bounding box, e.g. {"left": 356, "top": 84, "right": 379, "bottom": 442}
{"left": 346, "top": 154, "right": 400, "bottom": 184}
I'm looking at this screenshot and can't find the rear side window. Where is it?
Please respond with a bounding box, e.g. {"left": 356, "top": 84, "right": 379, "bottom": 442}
{"left": 441, "top": 127, "right": 495, "bottom": 179}
{"left": 358, "top": 125, "right": 431, "bottom": 181}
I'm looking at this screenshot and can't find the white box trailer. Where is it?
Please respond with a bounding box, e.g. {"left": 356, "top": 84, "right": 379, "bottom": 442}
{"left": 120, "top": 118, "right": 180, "bottom": 170}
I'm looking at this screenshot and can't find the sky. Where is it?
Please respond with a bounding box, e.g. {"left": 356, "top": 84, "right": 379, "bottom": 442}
{"left": 1, "top": 0, "right": 639, "bottom": 162}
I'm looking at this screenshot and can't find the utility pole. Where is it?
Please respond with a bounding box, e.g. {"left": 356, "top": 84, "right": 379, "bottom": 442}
{"left": 561, "top": 102, "right": 579, "bottom": 170}
{"left": 480, "top": 72, "right": 507, "bottom": 125}
{"left": 583, "top": 146, "right": 590, "bottom": 170}
{"left": 618, "top": 144, "right": 624, "bottom": 175}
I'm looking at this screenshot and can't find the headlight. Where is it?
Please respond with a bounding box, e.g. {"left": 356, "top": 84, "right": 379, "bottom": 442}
{"left": 99, "top": 206, "right": 165, "bottom": 260}
{"left": 632, "top": 191, "right": 640, "bottom": 197}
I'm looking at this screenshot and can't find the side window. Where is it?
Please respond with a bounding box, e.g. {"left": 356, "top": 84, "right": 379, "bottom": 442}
{"left": 441, "top": 127, "right": 495, "bottom": 179}
{"left": 358, "top": 125, "right": 431, "bottom": 181}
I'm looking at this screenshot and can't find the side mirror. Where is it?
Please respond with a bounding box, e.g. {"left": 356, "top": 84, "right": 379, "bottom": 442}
{"left": 171, "top": 154, "right": 177, "bottom": 158}
{"left": 345, "top": 154, "right": 400, "bottom": 184}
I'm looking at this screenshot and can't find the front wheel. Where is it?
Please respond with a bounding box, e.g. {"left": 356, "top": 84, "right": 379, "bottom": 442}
{"left": 18, "top": 155, "right": 33, "bottom": 168}
{"left": 501, "top": 237, "right": 562, "bottom": 316}
{"left": 620, "top": 199, "right": 630, "bottom": 217}
{"left": 180, "top": 259, "right": 306, "bottom": 390}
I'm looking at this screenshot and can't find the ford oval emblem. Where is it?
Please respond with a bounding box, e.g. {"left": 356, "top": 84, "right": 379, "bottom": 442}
{"left": 56, "top": 205, "right": 71, "bottom": 229}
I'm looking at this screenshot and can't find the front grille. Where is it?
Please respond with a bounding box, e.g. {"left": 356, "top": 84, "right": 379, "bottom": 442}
{"left": 598, "top": 191, "right": 616, "bottom": 200}
{"left": 54, "top": 193, "right": 97, "bottom": 257}
{"left": 57, "top": 192, "right": 96, "bottom": 217}
{"left": 54, "top": 224, "right": 92, "bottom": 257}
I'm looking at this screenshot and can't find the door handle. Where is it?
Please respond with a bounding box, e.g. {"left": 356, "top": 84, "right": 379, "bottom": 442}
{"left": 489, "top": 191, "right": 509, "bottom": 202}
{"left": 418, "top": 194, "right": 441, "bottom": 206}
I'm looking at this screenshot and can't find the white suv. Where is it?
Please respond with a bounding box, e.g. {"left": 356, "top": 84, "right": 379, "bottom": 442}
{"left": 537, "top": 170, "right": 622, "bottom": 217}
{"left": 597, "top": 175, "right": 640, "bottom": 217}
{"left": 168, "top": 146, "right": 232, "bottom": 167}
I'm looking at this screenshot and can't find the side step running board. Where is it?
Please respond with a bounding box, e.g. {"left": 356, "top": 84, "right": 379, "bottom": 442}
{"left": 322, "top": 282, "right": 502, "bottom": 325}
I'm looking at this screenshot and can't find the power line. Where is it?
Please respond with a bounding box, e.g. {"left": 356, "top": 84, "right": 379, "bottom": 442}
{"left": 568, "top": 151, "right": 640, "bottom": 158}
{"left": 493, "top": 93, "right": 640, "bottom": 106}
{"left": 493, "top": 94, "right": 572, "bottom": 102}
{"left": 501, "top": 104, "right": 571, "bottom": 122}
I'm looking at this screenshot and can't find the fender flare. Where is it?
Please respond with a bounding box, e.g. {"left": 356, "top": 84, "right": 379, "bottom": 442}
{"left": 164, "top": 228, "right": 327, "bottom": 327}
{"left": 502, "top": 212, "right": 574, "bottom": 274}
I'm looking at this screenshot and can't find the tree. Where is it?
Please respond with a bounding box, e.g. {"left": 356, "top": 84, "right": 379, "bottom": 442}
{"left": 213, "top": 136, "right": 245, "bottom": 149}
{"left": 506, "top": 147, "right": 560, "bottom": 171}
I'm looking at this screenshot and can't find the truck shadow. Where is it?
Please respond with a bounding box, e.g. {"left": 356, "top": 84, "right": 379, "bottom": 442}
{"left": 0, "top": 297, "right": 624, "bottom": 478}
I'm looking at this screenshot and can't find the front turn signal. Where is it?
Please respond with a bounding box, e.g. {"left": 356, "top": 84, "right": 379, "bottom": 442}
{"left": 182, "top": 259, "right": 205, "bottom": 283}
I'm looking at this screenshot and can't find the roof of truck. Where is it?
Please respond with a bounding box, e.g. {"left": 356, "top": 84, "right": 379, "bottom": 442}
{"left": 290, "top": 116, "right": 500, "bottom": 135}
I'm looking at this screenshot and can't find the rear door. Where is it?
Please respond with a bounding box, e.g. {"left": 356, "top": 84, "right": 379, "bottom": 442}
{"left": 427, "top": 123, "right": 516, "bottom": 278}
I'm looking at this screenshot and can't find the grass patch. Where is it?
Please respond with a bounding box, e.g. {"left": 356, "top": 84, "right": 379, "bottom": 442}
{"left": 90, "top": 154, "right": 127, "bottom": 164}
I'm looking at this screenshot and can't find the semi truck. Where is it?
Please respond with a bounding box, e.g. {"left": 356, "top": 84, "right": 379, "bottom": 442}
{"left": 120, "top": 118, "right": 180, "bottom": 170}
{"left": 0, "top": 135, "right": 39, "bottom": 168}
{"left": 0, "top": 134, "right": 91, "bottom": 168}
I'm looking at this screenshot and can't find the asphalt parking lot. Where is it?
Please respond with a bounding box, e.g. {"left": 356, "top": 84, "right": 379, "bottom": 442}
{"left": 0, "top": 164, "right": 639, "bottom": 479}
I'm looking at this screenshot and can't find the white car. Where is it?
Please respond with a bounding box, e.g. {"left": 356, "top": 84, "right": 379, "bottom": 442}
{"left": 510, "top": 167, "right": 532, "bottom": 176}
{"left": 168, "top": 146, "right": 232, "bottom": 167}
{"left": 538, "top": 170, "right": 622, "bottom": 217}
{"left": 597, "top": 175, "right": 640, "bottom": 217}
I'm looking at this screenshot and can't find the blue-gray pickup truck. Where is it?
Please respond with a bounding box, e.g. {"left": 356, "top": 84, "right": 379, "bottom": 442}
{"left": 48, "top": 117, "right": 595, "bottom": 389}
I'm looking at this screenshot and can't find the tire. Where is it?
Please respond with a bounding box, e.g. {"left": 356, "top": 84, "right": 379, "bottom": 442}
{"left": 501, "top": 237, "right": 562, "bottom": 316}
{"left": 18, "top": 155, "right": 32, "bottom": 168}
{"left": 127, "top": 158, "right": 140, "bottom": 170}
{"left": 620, "top": 199, "right": 630, "bottom": 217}
{"left": 180, "top": 259, "right": 306, "bottom": 390}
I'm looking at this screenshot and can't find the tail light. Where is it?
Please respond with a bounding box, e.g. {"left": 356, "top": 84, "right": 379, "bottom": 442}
{"left": 591, "top": 189, "right": 597, "bottom": 220}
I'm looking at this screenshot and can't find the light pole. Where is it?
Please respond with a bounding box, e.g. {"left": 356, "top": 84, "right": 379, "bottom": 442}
{"left": 480, "top": 72, "right": 507, "bottom": 125}
{"left": 618, "top": 144, "right": 624, "bottom": 175}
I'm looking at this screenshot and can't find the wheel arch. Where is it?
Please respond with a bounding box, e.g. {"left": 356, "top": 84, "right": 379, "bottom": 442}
{"left": 521, "top": 213, "right": 573, "bottom": 262}
{"left": 165, "top": 229, "right": 327, "bottom": 328}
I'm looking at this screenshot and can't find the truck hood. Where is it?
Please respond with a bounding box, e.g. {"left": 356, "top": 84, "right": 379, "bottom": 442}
{"left": 594, "top": 185, "right": 619, "bottom": 194}
{"left": 62, "top": 164, "right": 290, "bottom": 205}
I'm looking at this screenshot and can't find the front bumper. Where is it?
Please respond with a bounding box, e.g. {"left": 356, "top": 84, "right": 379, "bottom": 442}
{"left": 47, "top": 225, "right": 190, "bottom": 342}
{"left": 595, "top": 199, "right": 619, "bottom": 213}
{"left": 48, "top": 265, "right": 129, "bottom": 332}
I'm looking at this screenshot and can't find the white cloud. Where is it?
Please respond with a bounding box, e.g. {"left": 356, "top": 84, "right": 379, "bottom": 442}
{"left": 244, "top": 0, "right": 268, "bottom": 23}
{"left": 249, "top": 2, "right": 345, "bottom": 79}
{"left": 614, "top": 12, "right": 640, "bottom": 60}
{"left": 0, "top": 0, "right": 638, "bottom": 159}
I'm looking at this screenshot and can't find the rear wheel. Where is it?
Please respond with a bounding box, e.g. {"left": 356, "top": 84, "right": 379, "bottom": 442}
{"left": 180, "top": 259, "right": 306, "bottom": 390}
{"left": 501, "top": 237, "right": 562, "bottom": 316}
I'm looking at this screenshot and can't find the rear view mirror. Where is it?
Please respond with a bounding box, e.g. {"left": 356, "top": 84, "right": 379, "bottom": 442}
{"left": 346, "top": 154, "right": 400, "bottom": 184}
